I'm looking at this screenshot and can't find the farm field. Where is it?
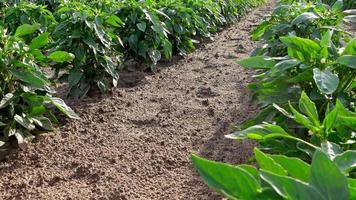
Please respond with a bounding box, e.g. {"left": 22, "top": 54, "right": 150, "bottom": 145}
{"left": 0, "top": 0, "right": 356, "bottom": 199}
{"left": 0, "top": 1, "right": 273, "bottom": 199}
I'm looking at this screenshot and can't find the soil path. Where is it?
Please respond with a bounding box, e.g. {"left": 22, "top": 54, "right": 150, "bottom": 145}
{"left": 0, "top": 2, "right": 275, "bottom": 199}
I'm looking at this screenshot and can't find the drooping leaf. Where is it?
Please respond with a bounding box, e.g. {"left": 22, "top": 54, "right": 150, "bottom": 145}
{"left": 192, "top": 154, "right": 261, "bottom": 200}
{"left": 15, "top": 24, "right": 40, "bottom": 37}
{"left": 48, "top": 97, "right": 80, "bottom": 119}
{"left": 238, "top": 56, "right": 276, "bottom": 69}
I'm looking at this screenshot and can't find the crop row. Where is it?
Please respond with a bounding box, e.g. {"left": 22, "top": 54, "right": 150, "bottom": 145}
{"left": 0, "top": 0, "right": 265, "bottom": 148}
{"left": 193, "top": 0, "right": 356, "bottom": 199}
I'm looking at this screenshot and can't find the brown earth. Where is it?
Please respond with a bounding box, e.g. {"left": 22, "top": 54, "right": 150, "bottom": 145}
{"left": 0, "top": 2, "right": 275, "bottom": 200}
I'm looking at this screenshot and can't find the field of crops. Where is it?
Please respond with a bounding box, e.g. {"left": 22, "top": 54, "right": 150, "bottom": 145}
{"left": 0, "top": 0, "right": 355, "bottom": 199}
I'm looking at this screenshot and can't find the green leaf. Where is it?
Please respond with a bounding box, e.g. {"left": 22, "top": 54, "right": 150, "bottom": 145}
{"left": 14, "top": 115, "right": 35, "bottom": 131}
{"left": 321, "top": 141, "right": 342, "bottom": 160}
{"left": 148, "top": 49, "right": 161, "bottom": 65}
{"left": 48, "top": 97, "right": 80, "bottom": 119}
{"left": 162, "top": 39, "right": 172, "bottom": 59}
{"left": 10, "top": 69, "right": 49, "bottom": 90}
{"left": 192, "top": 154, "right": 261, "bottom": 199}
{"left": 105, "top": 15, "right": 123, "bottom": 27}
{"left": 0, "top": 93, "right": 15, "bottom": 109}
{"left": 68, "top": 68, "right": 83, "bottom": 88}
{"left": 238, "top": 56, "right": 276, "bottom": 69}
{"left": 254, "top": 148, "right": 287, "bottom": 176}
{"left": 280, "top": 36, "right": 321, "bottom": 62}
{"left": 310, "top": 150, "right": 349, "bottom": 200}
{"left": 291, "top": 12, "right": 319, "bottom": 25}
{"left": 226, "top": 123, "right": 289, "bottom": 140}
{"left": 337, "top": 55, "right": 356, "bottom": 69}
{"left": 334, "top": 151, "right": 356, "bottom": 173}
{"left": 313, "top": 68, "right": 339, "bottom": 95}
{"left": 48, "top": 51, "right": 74, "bottom": 63}
{"left": 332, "top": 0, "right": 343, "bottom": 12}
{"left": 344, "top": 38, "right": 356, "bottom": 55}
{"left": 270, "top": 155, "right": 310, "bottom": 182}
{"left": 323, "top": 103, "right": 339, "bottom": 133}
{"left": 289, "top": 102, "right": 315, "bottom": 130}
{"left": 136, "top": 22, "right": 147, "bottom": 32}
{"left": 15, "top": 24, "right": 40, "bottom": 37}
{"left": 32, "top": 116, "right": 53, "bottom": 131}
{"left": 30, "top": 32, "right": 49, "bottom": 49}
{"left": 299, "top": 91, "right": 319, "bottom": 126}
{"left": 260, "top": 170, "right": 325, "bottom": 200}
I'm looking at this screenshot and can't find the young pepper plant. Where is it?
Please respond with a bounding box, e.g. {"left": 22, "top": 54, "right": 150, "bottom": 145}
{"left": 192, "top": 148, "right": 356, "bottom": 200}
{"left": 227, "top": 92, "right": 356, "bottom": 158}
{"left": 0, "top": 24, "right": 78, "bottom": 148}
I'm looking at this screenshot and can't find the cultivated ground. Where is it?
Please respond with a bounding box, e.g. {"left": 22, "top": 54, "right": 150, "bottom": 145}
{"left": 0, "top": 1, "right": 275, "bottom": 199}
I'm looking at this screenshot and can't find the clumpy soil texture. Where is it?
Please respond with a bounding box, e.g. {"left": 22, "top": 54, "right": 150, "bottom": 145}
{"left": 0, "top": 2, "right": 275, "bottom": 200}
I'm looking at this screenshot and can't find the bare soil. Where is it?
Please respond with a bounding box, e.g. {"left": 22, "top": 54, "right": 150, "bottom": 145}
{"left": 0, "top": 2, "right": 275, "bottom": 200}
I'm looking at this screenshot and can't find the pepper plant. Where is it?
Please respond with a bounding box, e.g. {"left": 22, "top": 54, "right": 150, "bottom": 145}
{"left": 0, "top": 24, "right": 77, "bottom": 147}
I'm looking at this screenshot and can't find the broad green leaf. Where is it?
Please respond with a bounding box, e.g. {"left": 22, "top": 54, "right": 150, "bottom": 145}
{"left": 299, "top": 91, "right": 319, "bottom": 126}
{"left": 332, "top": 0, "right": 343, "bottom": 12}
{"left": 337, "top": 55, "right": 356, "bottom": 69}
{"left": 48, "top": 51, "right": 74, "bottom": 63}
{"left": 310, "top": 150, "right": 349, "bottom": 200}
{"left": 254, "top": 148, "right": 287, "bottom": 176}
{"left": 10, "top": 69, "right": 48, "bottom": 90}
{"left": 260, "top": 170, "right": 325, "bottom": 200}
{"left": 48, "top": 97, "right": 80, "bottom": 119}
{"left": 162, "top": 39, "right": 172, "bottom": 59}
{"left": 32, "top": 116, "right": 53, "bottom": 131}
{"left": 344, "top": 38, "right": 356, "bottom": 55}
{"left": 291, "top": 12, "right": 319, "bottom": 25}
{"left": 280, "top": 36, "right": 321, "bottom": 62}
{"left": 270, "top": 155, "right": 310, "bottom": 182}
{"left": 105, "top": 15, "right": 123, "bottom": 27}
{"left": 334, "top": 151, "right": 356, "bottom": 173}
{"left": 239, "top": 165, "right": 260, "bottom": 182}
{"left": 348, "top": 179, "right": 356, "bottom": 199}
{"left": 136, "top": 22, "right": 147, "bottom": 32}
{"left": 15, "top": 24, "right": 40, "bottom": 37}
{"left": 226, "top": 123, "right": 289, "bottom": 140}
{"left": 14, "top": 115, "right": 35, "bottom": 131}
{"left": 192, "top": 154, "right": 261, "bottom": 200}
{"left": 313, "top": 68, "right": 339, "bottom": 95}
{"left": 321, "top": 141, "right": 342, "bottom": 160}
{"left": 323, "top": 105, "right": 338, "bottom": 133}
{"left": 30, "top": 32, "right": 49, "bottom": 49}
{"left": 238, "top": 56, "right": 275, "bottom": 69}
{"left": 320, "top": 30, "right": 333, "bottom": 48}
{"left": 0, "top": 93, "right": 15, "bottom": 109}
{"left": 68, "top": 68, "right": 83, "bottom": 88}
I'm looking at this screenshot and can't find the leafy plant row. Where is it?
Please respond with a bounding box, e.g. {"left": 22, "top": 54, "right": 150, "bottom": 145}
{"left": 193, "top": 0, "right": 356, "bottom": 199}
{"left": 2, "top": 0, "right": 266, "bottom": 98}
{"left": 0, "top": 0, "right": 265, "bottom": 147}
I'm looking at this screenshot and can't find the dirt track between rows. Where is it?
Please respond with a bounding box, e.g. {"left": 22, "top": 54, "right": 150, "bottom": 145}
{"left": 0, "top": 1, "right": 276, "bottom": 199}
